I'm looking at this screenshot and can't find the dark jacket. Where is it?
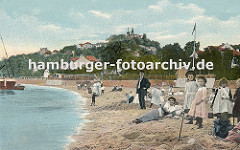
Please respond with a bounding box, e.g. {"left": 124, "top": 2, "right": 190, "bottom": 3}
{"left": 136, "top": 77, "right": 151, "bottom": 94}
{"left": 233, "top": 87, "right": 240, "bottom": 116}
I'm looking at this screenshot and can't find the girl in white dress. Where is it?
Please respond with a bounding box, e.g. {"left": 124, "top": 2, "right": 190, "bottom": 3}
{"left": 184, "top": 71, "right": 198, "bottom": 124}
{"left": 211, "top": 78, "right": 232, "bottom": 119}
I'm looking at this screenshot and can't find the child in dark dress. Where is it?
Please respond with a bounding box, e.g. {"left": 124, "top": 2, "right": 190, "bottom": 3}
{"left": 91, "top": 92, "right": 96, "bottom": 106}
{"left": 233, "top": 78, "right": 240, "bottom": 125}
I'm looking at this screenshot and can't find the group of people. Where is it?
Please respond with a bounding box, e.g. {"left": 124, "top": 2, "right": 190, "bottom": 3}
{"left": 184, "top": 71, "right": 240, "bottom": 130}
{"left": 132, "top": 70, "right": 240, "bottom": 139}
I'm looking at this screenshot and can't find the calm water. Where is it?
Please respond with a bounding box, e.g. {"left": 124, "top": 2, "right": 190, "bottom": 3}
{"left": 0, "top": 85, "right": 86, "bottom": 150}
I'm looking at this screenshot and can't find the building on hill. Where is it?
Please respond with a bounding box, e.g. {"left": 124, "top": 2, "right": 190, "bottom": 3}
{"left": 52, "top": 50, "right": 59, "bottom": 55}
{"left": 64, "top": 51, "right": 72, "bottom": 55}
{"left": 39, "top": 48, "right": 50, "bottom": 55}
{"left": 84, "top": 42, "right": 93, "bottom": 49}
{"left": 77, "top": 42, "right": 106, "bottom": 50}
{"left": 44, "top": 51, "right": 52, "bottom": 57}
{"left": 43, "top": 69, "right": 50, "bottom": 79}
{"left": 85, "top": 56, "right": 98, "bottom": 62}
{"left": 71, "top": 55, "right": 98, "bottom": 63}
{"left": 126, "top": 27, "right": 142, "bottom": 39}
{"left": 139, "top": 45, "right": 157, "bottom": 54}
{"left": 133, "top": 51, "right": 140, "bottom": 57}
{"left": 94, "top": 42, "right": 107, "bottom": 48}
{"left": 71, "top": 57, "right": 79, "bottom": 61}
{"left": 77, "top": 42, "right": 94, "bottom": 50}
{"left": 204, "top": 43, "right": 240, "bottom": 56}
{"left": 219, "top": 43, "right": 235, "bottom": 50}
{"left": 77, "top": 44, "right": 85, "bottom": 49}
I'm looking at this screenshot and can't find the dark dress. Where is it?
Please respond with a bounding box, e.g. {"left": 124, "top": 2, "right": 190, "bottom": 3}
{"left": 92, "top": 94, "right": 96, "bottom": 103}
{"left": 233, "top": 88, "right": 240, "bottom": 117}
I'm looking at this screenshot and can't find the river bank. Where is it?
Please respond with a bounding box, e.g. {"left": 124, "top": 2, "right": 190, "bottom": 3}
{"left": 17, "top": 79, "right": 239, "bottom": 150}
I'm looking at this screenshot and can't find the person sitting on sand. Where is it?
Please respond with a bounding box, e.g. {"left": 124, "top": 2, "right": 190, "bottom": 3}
{"left": 126, "top": 91, "right": 134, "bottom": 103}
{"left": 117, "top": 85, "right": 124, "bottom": 92}
{"left": 132, "top": 97, "right": 183, "bottom": 124}
{"left": 112, "top": 85, "right": 118, "bottom": 92}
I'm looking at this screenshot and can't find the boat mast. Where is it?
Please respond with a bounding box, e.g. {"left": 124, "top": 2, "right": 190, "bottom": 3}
{"left": 0, "top": 34, "right": 15, "bottom": 77}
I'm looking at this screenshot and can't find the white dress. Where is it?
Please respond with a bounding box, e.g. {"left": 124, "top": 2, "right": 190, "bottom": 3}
{"left": 212, "top": 87, "right": 232, "bottom": 114}
{"left": 158, "top": 102, "right": 183, "bottom": 118}
{"left": 151, "top": 88, "right": 164, "bottom": 106}
{"left": 183, "top": 80, "right": 198, "bottom": 110}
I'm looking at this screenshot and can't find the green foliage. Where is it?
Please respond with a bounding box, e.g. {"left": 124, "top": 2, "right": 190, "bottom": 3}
{"left": 184, "top": 41, "right": 200, "bottom": 61}
{"left": 1, "top": 33, "right": 240, "bottom": 80}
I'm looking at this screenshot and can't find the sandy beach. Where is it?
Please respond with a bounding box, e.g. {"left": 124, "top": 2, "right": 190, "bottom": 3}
{"left": 17, "top": 79, "right": 240, "bottom": 150}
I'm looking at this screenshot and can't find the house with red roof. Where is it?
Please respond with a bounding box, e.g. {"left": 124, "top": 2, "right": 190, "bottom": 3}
{"left": 71, "top": 55, "right": 98, "bottom": 63}
{"left": 71, "top": 57, "right": 79, "bottom": 61}
{"left": 85, "top": 56, "right": 98, "bottom": 62}
{"left": 77, "top": 42, "right": 93, "bottom": 50}
{"left": 204, "top": 43, "right": 240, "bottom": 56}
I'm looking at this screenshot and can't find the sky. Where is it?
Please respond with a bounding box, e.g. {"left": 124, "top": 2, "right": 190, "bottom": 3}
{"left": 0, "top": 0, "right": 240, "bottom": 57}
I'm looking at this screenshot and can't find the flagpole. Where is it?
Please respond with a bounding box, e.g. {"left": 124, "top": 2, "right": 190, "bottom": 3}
{"left": 192, "top": 23, "right": 196, "bottom": 70}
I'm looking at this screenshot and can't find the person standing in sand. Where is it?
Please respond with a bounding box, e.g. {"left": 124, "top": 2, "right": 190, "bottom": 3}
{"left": 232, "top": 78, "right": 240, "bottom": 125}
{"left": 184, "top": 71, "right": 198, "bottom": 124}
{"left": 211, "top": 78, "right": 232, "bottom": 119}
{"left": 188, "top": 76, "right": 208, "bottom": 129}
{"left": 136, "top": 71, "right": 151, "bottom": 109}
{"left": 91, "top": 92, "right": 96, "bottom": 106}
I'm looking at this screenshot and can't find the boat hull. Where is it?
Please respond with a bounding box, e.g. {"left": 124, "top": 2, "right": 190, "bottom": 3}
{"left": 0, "top": 81, "right": 25, "bottom": 90}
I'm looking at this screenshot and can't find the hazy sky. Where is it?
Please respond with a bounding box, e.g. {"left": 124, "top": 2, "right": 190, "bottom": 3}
{"left": 0, "top": 0, "right": 240, "bottom": 57}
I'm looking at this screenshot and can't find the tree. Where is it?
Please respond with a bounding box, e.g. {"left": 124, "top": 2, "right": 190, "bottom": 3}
{"left": 99, "top": 34, "right": 138, "bottom": 63}
{"left": 142, "top": 33, "right": 147, "bottom": 42}
{"left": 184, "top": 41, "right": 200, "bottom": 61}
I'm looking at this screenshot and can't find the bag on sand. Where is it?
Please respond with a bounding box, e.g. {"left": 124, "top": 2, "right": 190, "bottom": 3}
{"left": 213, "top": 118, "right": 233, "bottom": 138}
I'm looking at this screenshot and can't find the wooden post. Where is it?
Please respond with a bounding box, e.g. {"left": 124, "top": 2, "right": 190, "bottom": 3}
{"left": 178, "top": 113, "right": 185, "bottom": 142}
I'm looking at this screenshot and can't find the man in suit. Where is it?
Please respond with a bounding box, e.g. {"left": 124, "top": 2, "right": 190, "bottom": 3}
{"left": 136, "top": 71, "right": 151, "bottom": 109}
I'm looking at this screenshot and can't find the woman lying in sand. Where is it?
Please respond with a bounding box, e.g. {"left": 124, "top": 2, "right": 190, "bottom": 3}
{"left": 132, "top": 97, "right": 183, "bottom": 124}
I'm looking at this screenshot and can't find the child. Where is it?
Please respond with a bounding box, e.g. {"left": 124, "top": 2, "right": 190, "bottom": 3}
{"left": 189, "top": 76, "right": 208, "bottom": 129}
{"left": 233, "top": 78, "right": 240, "bottom": 125}
{"left": 150, "top": 84, "right": 164, "bottom": 108}
{"left": 184, "top": 71, "right": 198, "bottom": 124}
{"left": 211, "top": 77, "right": 232, "bottom": 119}
{"left": 91, "top": 92, "right": 96, "bottom": 106}
{"left": 208, "top": 88, "right": 216, "bottom": 104}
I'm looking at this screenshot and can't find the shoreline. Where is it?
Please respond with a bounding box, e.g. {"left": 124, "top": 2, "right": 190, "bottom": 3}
{"left": 21, "top": 83, "right": 90, "bottom": 150}
{"left": 17, "top": 80, "right": 239, "bottom": 150}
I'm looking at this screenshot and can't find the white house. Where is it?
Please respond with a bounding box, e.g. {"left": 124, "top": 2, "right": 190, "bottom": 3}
{"left": 139, "top": 45, "right": 157, "bottom": 54}
{"left": 220, "top": 43, "right": 235, "bottom": 50}
{"left": 43, "top": 69, "right": 50, "bottom": 79}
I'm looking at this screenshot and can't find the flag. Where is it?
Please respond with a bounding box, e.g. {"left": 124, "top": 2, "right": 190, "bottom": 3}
{"left": 192, "top": 23, "right": 196, "bottom": 35}
{"left": 189, "top": 51, "right": 198, "bottom": 59}
{"left": 231, "top": 57, "right": 239, "bottom": 68}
